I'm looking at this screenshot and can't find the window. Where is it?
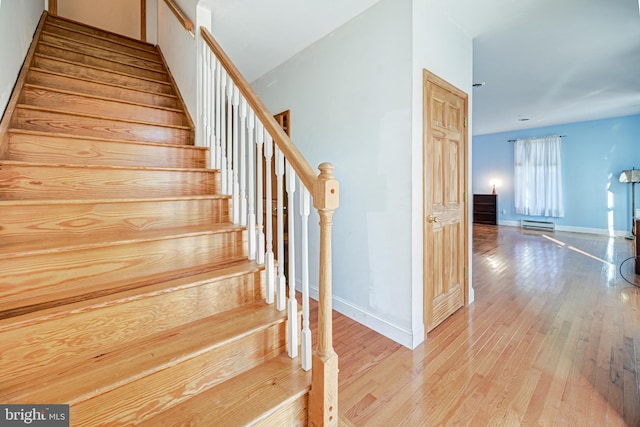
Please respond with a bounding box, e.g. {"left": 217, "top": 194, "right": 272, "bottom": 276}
{"left": 514, "top": 136, "right": 564, "bottom": 217}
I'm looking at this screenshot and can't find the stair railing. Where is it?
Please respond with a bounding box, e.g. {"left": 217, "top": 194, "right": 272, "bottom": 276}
{"left": 161, "top": 0, "right": 194, "bottom": 36}
{"left": 200, "top": 28, "right": 339, "bottom": 426}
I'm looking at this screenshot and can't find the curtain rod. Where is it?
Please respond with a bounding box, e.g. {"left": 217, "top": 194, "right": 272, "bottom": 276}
{"left": 508, "top": 135, "right": 567, "bottom": 142}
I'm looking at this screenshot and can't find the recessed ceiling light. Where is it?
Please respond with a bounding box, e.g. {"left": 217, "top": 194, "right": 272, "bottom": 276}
{"left": 472, "top": 82, "right": 485, "bottom": 88}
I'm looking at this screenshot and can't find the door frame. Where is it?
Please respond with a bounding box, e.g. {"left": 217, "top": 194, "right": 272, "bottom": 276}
{"left": 422, "top": 69, "right": 469, "bottom": 332}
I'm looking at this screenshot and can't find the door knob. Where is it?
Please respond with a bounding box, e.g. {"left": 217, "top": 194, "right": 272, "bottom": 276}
{"left": 427, "top": 215, "right": 441, "bottom": 223}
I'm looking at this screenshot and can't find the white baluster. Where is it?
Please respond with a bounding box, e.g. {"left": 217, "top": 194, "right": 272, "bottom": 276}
{"left": 299, "top": 184, "right": 311, "bottom": 371}
{"left": 207, "top": 52, "right": 215, "bottom": 166}
{"left": 199, "top": 42, "right": 205, "bottom": 148}
{"left": 286, "top": 161, "right": 298, "bottom": 358}
{"left": 275, "top": 147, "right": 286, "bottom": 312}
{"left": 232, "top": 86, "right": 240, "bottom": 223}
{"left": 264, "top": 132, "right": 275, "bottom": 304}
{"left": 204, "top": 49, "right": 210, "bottom": 149}
{"left": 212, "top": 55, "right": 219, "bottom": 164}
{"left": 226, "top": 75, "right": 233, "bottom": 195}
{"left": 255, "top": 122, "right": 265, "bottom": 266}
{"left": 219, "top": 69, "right": 228, "bottom": 192}
{"left": 239, "top": 97, "right": 248, "bottom": 227}
{"left": 214, "top": 60, "right": 222, "bottom": 169}
{"left": 247, "top": 110, "right": 256, "bottom": 260}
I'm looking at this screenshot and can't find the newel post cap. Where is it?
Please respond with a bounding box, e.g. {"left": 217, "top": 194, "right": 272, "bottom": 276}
{"left": 313, "top": 163, "right": 339, "bottom": 211}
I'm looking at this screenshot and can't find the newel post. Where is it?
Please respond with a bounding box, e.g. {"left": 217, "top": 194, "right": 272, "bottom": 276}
{"left": 309, "top": 162, "right": 339, "bottom": 426}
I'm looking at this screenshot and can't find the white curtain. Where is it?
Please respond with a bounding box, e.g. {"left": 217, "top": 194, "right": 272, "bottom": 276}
{"left": 514, "top": 136, "right": 564, "bottom": 217}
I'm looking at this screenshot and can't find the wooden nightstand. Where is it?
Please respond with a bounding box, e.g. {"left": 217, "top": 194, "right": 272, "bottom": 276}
{"left": 473, "top": 194, "right": 497, "bottom": 225}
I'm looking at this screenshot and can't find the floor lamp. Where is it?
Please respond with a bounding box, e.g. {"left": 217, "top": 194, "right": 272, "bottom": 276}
{"left": 619, "top": 168, "right": 640, "bottom": 239}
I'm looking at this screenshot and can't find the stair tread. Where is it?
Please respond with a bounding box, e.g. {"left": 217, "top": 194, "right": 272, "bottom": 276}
{"left": 0, "top": 160, "right": 214, "bottom": 200}
{"left": 0, "top": 194, "right": 229, "bottom": 207}
{"left": 139, "top": 355, "right": 311, "bottom": 427}
{"left": 7, "top": 131, "right": 206, "bottom": 167}
{"left": 43, "top": 22, "right": 161, "bottom": 60}
{"left": 29, "top": 67, "right": 178, "bottom": 99}
{"left": 46, "top": 15, "right": 157, "bottom": 52}
{"left": 23, "top": 83, "right": 184, "bottom": 113}
{"left": 8, "top": 129, "right": 205, "bottom": 150}
{"left": 37, "top": 40, "right": 168, "bottom": 76}
{"left": 0, "top": 222, "right": 243, "bottom": 257}
{"left": 0, "top": 159, "right": 214, "bottom": 172}
{"left": 0, "top": 300, "right": 282, "bottom": 405}
{"left": 20, "top": 84, "right": 188, "bottom": 127}
{"left": 34, "top": 53, "right": 173, "bottom": 87}
{"left": 41, "top": 30, "right": 163, "bottom": 65}
{"left": 0, "top": 259, "right": 262, "bottom": 328}
{"left": 0, "top": 258, "right": 260, "bottom": 323}
{"left": 15, "top": 104, "right": 191, "bottom": 130}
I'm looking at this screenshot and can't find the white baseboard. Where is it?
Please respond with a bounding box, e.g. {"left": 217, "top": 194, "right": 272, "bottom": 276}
{"left": 497, "top": 220, "right": 520, "bottom": 227}
{"left": 497, "top": 220, "right": 626, "bottom": 237}
{"left": 303, "top": 284, "right": 422, "bottom": 349}
{"left": 554, "top": 224, "right": 627, "bottom": 237}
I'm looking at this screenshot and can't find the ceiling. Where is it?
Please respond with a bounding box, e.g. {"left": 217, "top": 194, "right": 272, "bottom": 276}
{"left": 455, "top": 0, "right": 640, "bottom": 135}
{"left": 209, "top": 0, "right": 640, "bottom": 136}
{"left": 207, "top": 0, "right": 381, "bottom": 83}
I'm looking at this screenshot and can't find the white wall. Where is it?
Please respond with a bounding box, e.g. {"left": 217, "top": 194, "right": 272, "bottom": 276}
{"left": 58, "top": 0, "right": 140, "bottom": 40}
{"left": 253, "top": 0, "right": 473, "bottom": 348}
{"left": 253, "top": 0, "right": 415, "bottom": 345}
{"left": 409, "top": 0, "right": 474, "bottom": 347}
{"left": 156, "top": 0, "right": 197, "bottom": 120}
{"left": 146, "top": 0, "right": 158, "bottom": 45}
{"left": 0, "top": 0, "right": 43, "bottom": 119}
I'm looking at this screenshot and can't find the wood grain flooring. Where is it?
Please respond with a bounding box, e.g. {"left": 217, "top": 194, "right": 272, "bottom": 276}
{"left": 318, "top": 225, "right": 640, "bottom": 426}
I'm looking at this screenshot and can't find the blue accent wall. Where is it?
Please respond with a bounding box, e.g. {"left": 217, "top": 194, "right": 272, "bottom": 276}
{"left": 473, "top": 114, "right": 640, "bottom": 234}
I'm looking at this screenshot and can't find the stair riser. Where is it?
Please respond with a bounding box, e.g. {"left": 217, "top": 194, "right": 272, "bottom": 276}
{"left": 43, "top": 23, "right": 160, "bottom": 61}
{"left": 7, "top": 132, "right": 206, "bottom": 168}
{"left": 0, "top": 198, "right": 230, "bottom": 241}
{"left": 20, "top": 86, "right": 188, "bottom": 127}
{"left": 46, "top": 15, "right": 157, "bottom": 53}
{"left": 27, "top": 69, "right": 179, "bottom": 109}
{"left": 255, "top": 395, "right": 309, "bottom": 427}
{"left": 0, "top": 163, "right": 218, "bottom": 200}
{"left": 136, "top": 356, "right": 311, "bottom": 426}
{"left": 40, "top": 32, "right": 164, "bottom": 72}
{"left": 0, "top": 230, "right": 247, "bottom": 312}
{"left": 36, "top": 43, "right": 168, "bottom": 82}
{"left": 12, "top": 107, "right": 192, "bottom": 145}
{"left": 33, "top": 56, "right": 174, "bottom": 94}
{"left": 72, "top": 323, "right": 286, "bottom": 426}
{"left": 0, "top": 270, "right": 264, "bottom": 382}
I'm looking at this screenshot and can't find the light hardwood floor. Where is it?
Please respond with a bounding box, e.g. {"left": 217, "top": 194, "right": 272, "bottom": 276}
{"left": 313, "top": 225, "right": 640, "bottom": 426}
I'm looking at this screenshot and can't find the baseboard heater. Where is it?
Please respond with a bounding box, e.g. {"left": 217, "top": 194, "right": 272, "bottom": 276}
{"left": 521, "top": 219, "right": 555, "bottom": 231}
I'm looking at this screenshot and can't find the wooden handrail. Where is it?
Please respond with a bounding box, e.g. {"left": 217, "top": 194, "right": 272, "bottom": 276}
{"left": 200, "top": 27, "right": 317, "bottom": 192}
{"left": 162, "top": 0, "right": 193, "bottom": 33}
{"left": 200, "top": 26, "right": 339, "bottom": 425}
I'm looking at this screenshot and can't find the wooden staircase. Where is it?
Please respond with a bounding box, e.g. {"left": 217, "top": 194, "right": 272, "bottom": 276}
{"left": 0, "top": 12, "right": 310, "bottom": 426}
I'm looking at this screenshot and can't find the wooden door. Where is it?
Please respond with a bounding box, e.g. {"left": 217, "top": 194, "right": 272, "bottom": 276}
{"left": 423, "top": 70, "right": 468, "bottom": 333}
{"left": 274, "top": 110, "right": 290, "bottom": 136}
